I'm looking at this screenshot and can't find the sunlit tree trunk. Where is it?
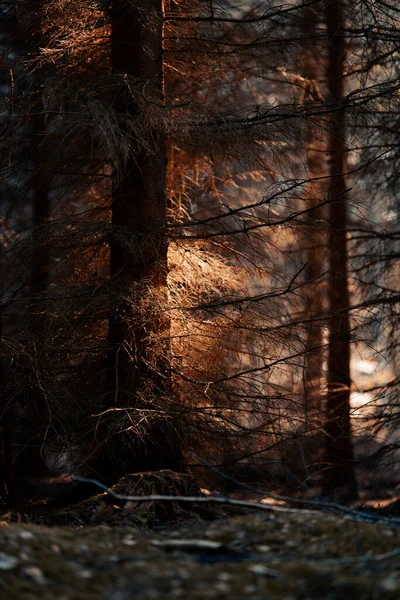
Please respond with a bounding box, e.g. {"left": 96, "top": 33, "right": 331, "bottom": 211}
{"left": 322, "top": 0, "right": 357, "bottom": 499}
{"left": 107, "top": 0, "right": 183, "bottom": 473}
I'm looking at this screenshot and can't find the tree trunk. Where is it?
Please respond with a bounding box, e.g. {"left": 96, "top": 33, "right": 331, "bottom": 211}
{"left": 300, "top": 6, "right": 325, "bottom": 416}
{"left": 22, "top": 98, "right": 52, "bottom": 486}
{"left": 106, "top": 0, "right": 183, "bottom": 475}
{"left": 31, "top": 118, "right": 50, "bottom": 324}
{"left": 26, "top": 0, "right": 52, "bottom": 483}
{"left": 1, "top": 2, "right": 52, "bottom": 503}
{"left": 0, "top": 301, "right": 17, "bottom": 507}
{"left": 322, "top": 0, "right": 357, "bottom": 499}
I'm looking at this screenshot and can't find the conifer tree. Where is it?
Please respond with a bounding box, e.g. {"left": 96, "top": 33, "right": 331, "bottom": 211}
{"left": 106, "top": 0, "right": 183, "bottom": 473}
{"left": 322, "top": 0, "right": 357, "bottom": 498}
{"left": 1, "top": 0, "right": 398, "bottom": 505}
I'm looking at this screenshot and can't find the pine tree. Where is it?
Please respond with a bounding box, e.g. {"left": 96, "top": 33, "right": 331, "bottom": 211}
{"left": 322, "top": 0, "right": 357, "bottom": 499}
{"left": 105, "top": 0, "right": 184, "bottom": 474}
{"left": 299, "top": 5, "right": 325, "bottom": 416}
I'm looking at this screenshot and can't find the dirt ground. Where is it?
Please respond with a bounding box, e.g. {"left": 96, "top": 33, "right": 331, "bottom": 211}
{"left": 1, "top": 507, "right": 400, "bottom": 599}
{"left": 1, "top": 471, "right": 399, "bottom": 599}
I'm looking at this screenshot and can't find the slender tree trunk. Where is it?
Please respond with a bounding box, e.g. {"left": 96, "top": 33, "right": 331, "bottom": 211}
{"left": 0, "top": 301, "right": 17, "bottom": 507}
{"left": 303, "top": 192, "right": 324, "bottom": 416}
{"left": 25, "top": 0, "right": 51, "bottom": 481}
{"left": 22, "top": 100, "right": 52, "bottom": 484}
{"left": 107, "top": 0, "right": 183, "bottom": 474}
{"left": 31, "top": 118, "right": 50, "bottom": 323}
{"left": 322, "top": 0, "right": 357, "bottom": 499}
{"left": 301, "top": 7, "right": 325, "bottom": 416}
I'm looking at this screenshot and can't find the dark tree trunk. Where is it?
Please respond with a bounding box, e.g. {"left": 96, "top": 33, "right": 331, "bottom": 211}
{"left": 21, "top": 100, "right": 52, "bottom": 486}
{"left": 322, "top": 0, "right": 357, "bottom": 499}
{"left": 24, "top": 0, "right": 52, "bottom": 482}
{"left": 31, "top": 121, "right": 50, "bottom": 322}
{"left": 0, "top": 3, "right": 52, "bottom": 505}
{"left": 106, "top": 0, "right": 183, "bottom": 475}
{"left": 0, "top": 302, "right": 17, "bottom": 507}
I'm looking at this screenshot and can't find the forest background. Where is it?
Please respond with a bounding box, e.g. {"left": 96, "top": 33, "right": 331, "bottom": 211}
{"left": 0, "top": 0, "right": 399, "bottom": 508}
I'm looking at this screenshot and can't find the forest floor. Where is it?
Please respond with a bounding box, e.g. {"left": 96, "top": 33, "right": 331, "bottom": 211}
{"left": 1, "top": 472, "right": 400, "bottom": 599}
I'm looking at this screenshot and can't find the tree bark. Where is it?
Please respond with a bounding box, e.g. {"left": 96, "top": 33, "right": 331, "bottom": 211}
{"left": 0, "top": 301, "right": 17, "bottom": 507}
{"left": 323, "top": 0, "right": 357, "bottom": 499}
{"left": 31, "top": 118, "right": 50, "bottom": 323}
{"left": 0, "top": 2, "right": 52, "bottom": 503}
{"left": 23, "top": 99, "right": 52, "bottom": 486}
{"left": 106, "top": 0, "right": 183, "bottom": 474}
{"left": 300, "top": 6, "right": 325, "bottom": 416}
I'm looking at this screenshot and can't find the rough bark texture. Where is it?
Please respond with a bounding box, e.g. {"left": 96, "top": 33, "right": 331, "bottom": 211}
{"left": 323, "top": 0, "right": 357, "bottom": 498}
{"left": 106, "top": 0, "right": 183, "bottom": 475}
